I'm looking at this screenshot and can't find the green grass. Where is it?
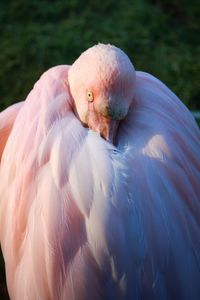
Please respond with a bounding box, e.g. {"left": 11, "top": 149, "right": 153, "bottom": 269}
{"left": 0, "top": 0, "right": 199, "bottom": 111}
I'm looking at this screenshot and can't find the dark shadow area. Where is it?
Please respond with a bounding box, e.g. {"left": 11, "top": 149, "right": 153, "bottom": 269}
{"left": 0, "top": 250, "right": 9, "bottom": 300}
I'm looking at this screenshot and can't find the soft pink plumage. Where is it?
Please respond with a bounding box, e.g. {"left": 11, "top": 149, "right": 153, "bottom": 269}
{"left": 0, "top": 44, "right": 200, "bottom": 300}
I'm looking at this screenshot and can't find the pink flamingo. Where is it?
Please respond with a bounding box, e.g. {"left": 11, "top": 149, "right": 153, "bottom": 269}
{"left": 0, "top": 44, "right": 200, "bottom": 300}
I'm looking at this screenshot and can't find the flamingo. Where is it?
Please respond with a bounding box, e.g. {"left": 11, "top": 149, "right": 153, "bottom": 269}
{"left": 0, "top": 43, "right": 200, "bottom": 300}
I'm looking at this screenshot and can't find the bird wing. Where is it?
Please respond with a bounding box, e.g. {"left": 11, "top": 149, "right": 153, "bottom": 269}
{"left": 115, "top": 71, "right": 200, "bottom": 299}
{"left": 1, "top": 66, "right": 200, "bottom": 300}
{"left": 0, "top": 102, "right": 23, "bottom": 160}
{"left": 0, "top": 65, "right": 124, "bottom": 300}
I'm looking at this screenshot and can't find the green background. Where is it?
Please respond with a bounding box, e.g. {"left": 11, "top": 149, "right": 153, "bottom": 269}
{"left": 0, "top": 0, "right": 200, "bottom": 298}
{"left": 0, "top": 0, "right": 200, "bottom": 112}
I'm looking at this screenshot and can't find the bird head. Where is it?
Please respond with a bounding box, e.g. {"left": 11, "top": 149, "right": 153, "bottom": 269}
{"left": 68, "top": 44, "right": 136, "bottom": 144}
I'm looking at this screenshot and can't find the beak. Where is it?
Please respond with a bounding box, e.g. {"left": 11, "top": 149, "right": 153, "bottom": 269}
{"left": 100, "top": 118, "right": 120, "bottom": 144}
{"left": 87, "top": 102, "right": 120, "bottom": 144}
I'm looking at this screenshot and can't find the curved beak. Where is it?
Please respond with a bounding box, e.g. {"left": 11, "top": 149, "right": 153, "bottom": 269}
{"left": 87, "top": 107, "right": 120, "bottom": 144}
{"left": 100, "top": 119, "right": 120, "bottom": 144}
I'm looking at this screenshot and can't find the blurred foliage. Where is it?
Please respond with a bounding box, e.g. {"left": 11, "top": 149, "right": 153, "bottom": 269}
{"left": 0, "top": 0, "right": 200, "bottom": 112}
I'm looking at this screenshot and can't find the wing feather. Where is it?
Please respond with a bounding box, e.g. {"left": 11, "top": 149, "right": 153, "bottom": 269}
{"left": 0, "top": 102, "right": 23, "bottom": 160}
{"left": 115, "top": 71, "right": 200, "bottom": 299}
{"left": 1, "top": 68, "right": 200, "bottom": 300}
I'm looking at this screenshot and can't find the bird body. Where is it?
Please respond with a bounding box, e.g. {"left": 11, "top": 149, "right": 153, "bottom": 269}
{"left": 0, "top": 44, "right": 200, "bottom": 300}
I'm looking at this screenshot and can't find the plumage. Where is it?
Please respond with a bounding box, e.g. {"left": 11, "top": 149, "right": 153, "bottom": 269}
{"left": 0, "top": 44, "right": 200, "bottom": 300}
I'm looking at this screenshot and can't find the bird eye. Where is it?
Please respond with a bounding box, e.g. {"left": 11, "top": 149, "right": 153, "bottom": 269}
{"left": 87, "top": 91, "right": 94, "bottom": 102}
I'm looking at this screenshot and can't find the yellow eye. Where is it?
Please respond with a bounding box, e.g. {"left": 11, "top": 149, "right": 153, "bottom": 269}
{"left": 87, "top": 91, "right": 94, "bottom": 102}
